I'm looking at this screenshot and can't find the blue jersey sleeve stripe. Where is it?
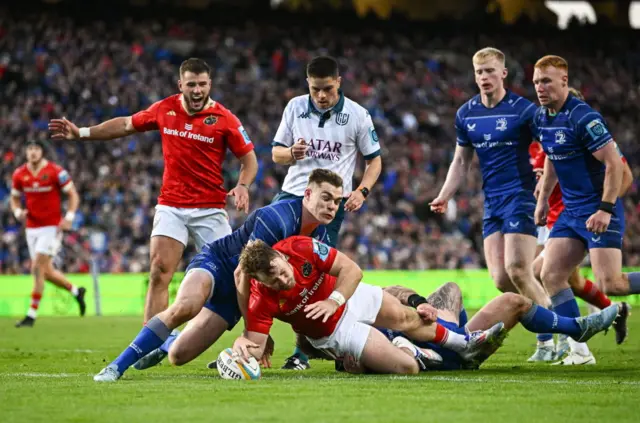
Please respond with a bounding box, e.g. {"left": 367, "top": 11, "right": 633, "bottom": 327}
{"left": 264, "top": 206, "right": 289, "bottom": 238}
{"left": 519, "top": 103, "right": 536, "bottom": 118}
{"left": 363, "top": 150, "right": 381, "bottom": 161}
{"left": 576, "top": 111, "right": 602, "bottom": 126}
{"left": 588, "top": 137, "right": 614, "bottom": 153}
{"left": 287, "top": 202, "right": 297, "bottom": 224}
{"left": 255, "top": 216, "right": 280, "bottom": 243}
{"left": 511, "top": 96, "right": 522, "bottom": 107}
{"left": 568, "top": 103, "right": 588, "bottom": 120}
{"left": 273, "top": 207, "right": 289, "bottom": 238}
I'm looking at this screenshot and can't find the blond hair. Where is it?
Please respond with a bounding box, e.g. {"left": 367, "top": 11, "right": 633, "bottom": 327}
{"left": 534, "top": 55, "right": 569, "bottom": 73}
{"left": 568, "top": 86, "right": 584, "bottom": 100}
{"left": 472, "top": 47, "right": 505, "bottom": 65}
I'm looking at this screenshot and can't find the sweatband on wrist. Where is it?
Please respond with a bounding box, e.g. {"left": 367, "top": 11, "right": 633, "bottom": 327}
{"left": 599, "top": 201, "right": 615, "bottom": 214}
{"left": 328, "top": 291, "right": 346, "bottom": 306}
{"left": 64, "top": 211, "right": 76, "bottom": 221}
{"left": 408, "top": 294, "right": 428, "bottom": 308}
{"left": 13, "top": 208, "right": 23, "bottom": 220}
{"left": 79, "top": 127, "right": 91, "bottom": 138}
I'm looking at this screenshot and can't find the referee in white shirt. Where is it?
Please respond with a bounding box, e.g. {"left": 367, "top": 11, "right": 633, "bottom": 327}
{"left": 271, "top": 55, "right": 383, "bottom": 370}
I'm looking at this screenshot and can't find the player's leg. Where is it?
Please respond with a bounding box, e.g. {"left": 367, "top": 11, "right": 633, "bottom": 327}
{"left": 504, "top": 233, "right": 550, "bottom": 307}
{"left": 17, "top": 228, "right": 54, "bottom": 327}
{"left": 567, "top": 267, "right": 613, "bottom": 310}
{"left": 94, "top": 268, "right": 212, "bottom": 381}
{"left": 356, "top": 324, "right": 420, "bottom": 375}
{"left": 168, "top": 308, "right": 229, "bottom": 366}
{"left": 483, "top": 231, "right": 517, "bottom": 293}
{"left": 425, "top": 281, "right": 463, "bottom": 325}
{"left": 44, "top": 260, "right": 86, "bottom": 316}
{"left": 187, "top": 208, "right": 232, "bottom": 252}
{"left": 145, "top": 206, "right": 189, "bottom": 323}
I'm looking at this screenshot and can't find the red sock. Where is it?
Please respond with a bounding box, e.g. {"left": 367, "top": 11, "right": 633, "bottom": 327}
{"left": 579, "top": 279, "right": 612, "bottom": 310}
{"left": 30, "top": 292, "right": 42, "bottom": 310}
{"left": 432, "top": 323, "right": 449, "bottom": 344}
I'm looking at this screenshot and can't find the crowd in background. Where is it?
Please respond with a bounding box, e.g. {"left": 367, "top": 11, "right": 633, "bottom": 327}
{"left": 2, "top": 8, "right": 640, "bottom": 274}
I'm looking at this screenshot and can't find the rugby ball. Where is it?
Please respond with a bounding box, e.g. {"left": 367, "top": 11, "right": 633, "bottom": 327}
{"left": 216, "top": 348, "right": 261, "bottom": 380}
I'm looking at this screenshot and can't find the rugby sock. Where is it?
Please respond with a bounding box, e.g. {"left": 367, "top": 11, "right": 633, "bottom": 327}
{"left": 627, "top": 272, "right": 640, "bottom": 294}
{"left": 432, "top": 324, "right": 467, "bottom": 352}
{"left": 520, "top": 304, "right": 581, "bottom": 339}
{"left": 159, "top": 330, "right": 180, "bottom": 354}
{"left": 536, "top": 333, "right": 553, "bottom": 343}
{"left": 578, "top": 279, "right": 611, "bottom": 309}
{"left": 27, "top": 292, "right": 42, "bottom": 319}
{"left": 112, "top": 316, "right": 171, "bottom": 374}
{"left": 458, "top": 308, "right": 468, "bottom": 327}
{"left": 293, "top": 347, "right": 309, "bottom": 362}
{"left": 551, "top": 288, "right": 581, "bottom": 319}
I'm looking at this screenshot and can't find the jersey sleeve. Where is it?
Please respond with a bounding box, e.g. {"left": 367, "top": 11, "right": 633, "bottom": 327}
{"left": 11, "top": 169, "right": 23, "bottom": 196}
{"left": 576, "top": 110, "right": 613, "bottom": 153}
{"left": 225, "top": 111, "right": 255, "bottom": 158}
{"left": 131, "top": 99, "right": 163, "bottom": 132}
{"left": 355, "top": 110, "right": 381, "bottom": 160}
{"left": 245, "top": 284, "right": 278, "bottom": 335}
{"left": 288, "top": 236, "right": 338, "bottom": 273}
{"left": 272, "top": 99, "right": 295, "bottom": 148}
{"left": 455, "top": 108, "right": 471, "bottom": 147}
{"left": 531, "top": 144, "right": 546, "bottom": 171}
{"left": 55, "top": 166, "right": 73, "bottom": 192}
{"left": 249, "top": 207, "right": 288, "bottom": 246}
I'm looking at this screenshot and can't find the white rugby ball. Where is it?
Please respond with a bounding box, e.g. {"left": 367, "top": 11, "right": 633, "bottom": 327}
{"left": 216, "top": 348, "right": 261, "bottom": 380}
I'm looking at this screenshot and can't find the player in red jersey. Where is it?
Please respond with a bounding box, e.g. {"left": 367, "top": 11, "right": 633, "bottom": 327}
{"left": 48, "top": 58, "right": 259, "bottom": 322}
{"left": 231, "top": 237, "right": 505, "bottom": 374}
{"left": 10, "top": 140, "right": 86, "bottom": 327}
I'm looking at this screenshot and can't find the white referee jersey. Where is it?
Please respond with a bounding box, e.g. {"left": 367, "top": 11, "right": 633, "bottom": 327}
{"left": 272, "top": 92, "right": 381, "bottom": 196}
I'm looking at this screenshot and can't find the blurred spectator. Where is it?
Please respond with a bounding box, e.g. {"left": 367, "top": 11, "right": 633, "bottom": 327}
{"left": 1, "top": 9, "right": 639, "bottom": 273}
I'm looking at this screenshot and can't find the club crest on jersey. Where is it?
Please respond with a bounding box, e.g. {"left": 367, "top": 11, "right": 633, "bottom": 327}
{"left": 312, "top": 239, "right": 330, "bottom": 262}
{"left": 554, "top": 130, "right": 566, "bottom": 144}
{"left": 41, "top": 173, "right": 49, "bottom": 181}
{"left": 495, "top": 118, "right": 508, "bottom": 131}
{"left": 483, "top": 133, "right": 491, "bottom": 141}
{"left": 467, "top": 123, "right": 476, "bottom": 132}
{"left": 335, "top": 112, "right": 349, "bottom": 126}
{"left": 586, "top": 119, "right": 608, "bottom": 139}
{"left": 204, "top": 115, "right": 218, "bottom": 125}
{"left": 302, "top": 261, "right": 312, "bottom": 277}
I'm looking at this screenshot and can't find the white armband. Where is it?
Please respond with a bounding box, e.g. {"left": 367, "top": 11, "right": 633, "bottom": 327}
{"left": 64, "top": 211, "right": 76, "bottom": 222}
{"left": 13, "top": 208, "right": 24, "bottom": 220}
{"left": 79, "top": 127, "right": 91, "bottom": 138}
{"left": 328, "top": 291, "right": 346, "bottom": 306}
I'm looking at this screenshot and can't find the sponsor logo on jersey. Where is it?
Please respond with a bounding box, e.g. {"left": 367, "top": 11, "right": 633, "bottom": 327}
{"left": 167, "top": 110, "right": 176, "bottom": 116}
{"left": 185, "top": 123, "right": 193, "bottom": 130}
{"left": 483, "top": 133, "right": 492, "bottom": 141}
{"left": 238, "top": 126, "right": 251, "bottom": 144}
{"left": 284, "top": 273, "right": 326, "bottom": 316}
{"left": 304, "top": 138, "right": 343, "bottom": 162}
{"left": 467, "top": 123, "right": 476, "bottom": 132}
{"left": 163, "top": 127, "right": 214, "bottom": 144}
{"left": 298, "top": 112, "right": 311, "bottom": 119}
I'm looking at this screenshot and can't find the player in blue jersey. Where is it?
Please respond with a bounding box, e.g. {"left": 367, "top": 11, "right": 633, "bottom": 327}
{"left": 532, "top": 55, "right": 637, "bottom": 365}
{"left": 93, "top": 169, "right": 343, "bottom": 382}
{"left": 430, "top": 47, "right": 554, "bottom": 361}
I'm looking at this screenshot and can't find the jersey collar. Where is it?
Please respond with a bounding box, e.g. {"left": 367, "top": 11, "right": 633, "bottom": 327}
{"left": 306, "top": 90, "right": 345, "bottom": 128}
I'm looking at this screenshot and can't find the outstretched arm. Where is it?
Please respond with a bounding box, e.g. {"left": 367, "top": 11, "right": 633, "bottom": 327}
{"left": 49, "top": 116, "right": 138, "bottom": 141}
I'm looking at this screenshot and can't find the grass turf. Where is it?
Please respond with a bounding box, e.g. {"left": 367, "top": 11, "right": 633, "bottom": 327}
{"left": 0, "top": 313, "right": 638, "bottom": 423}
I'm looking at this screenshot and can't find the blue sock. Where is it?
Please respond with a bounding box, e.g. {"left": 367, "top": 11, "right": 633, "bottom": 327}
{"left": 536, "top": 333, "right": 553, "bottom": 342}
{"left": 159, "top": 330, "right": 179, "bottom": 354}
{"left": 551, "top": 288, "right": 581, "bottom": 319}
{"left": 112, "top": 316, "right": 171, "bottom": 374}
{"left": 458, "top": 308, "right": 468, "bottom": 327}
{"left": 627, "top": 272, "right": 640, "bottom": 294}
{"left": 520, "top": 304, "right": 581, "bottom": 339}
{"left": 293, "top": 347, "right": 309, "bottom": 362}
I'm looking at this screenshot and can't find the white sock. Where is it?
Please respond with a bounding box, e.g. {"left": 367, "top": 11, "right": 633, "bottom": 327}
{"left": 27, "top": 308, "right": 38, "bottom": 319}
{"left": 70, "top": 285, "right": 79, "bottom": 296}
{"left": 440, "top": 330, "right": 468, "bottom": 352}
{"left": 568, "top": 338, "right": 591, "bottom": 356}
{"left": 537, "top": 339, "right": 555, "bottom": 348}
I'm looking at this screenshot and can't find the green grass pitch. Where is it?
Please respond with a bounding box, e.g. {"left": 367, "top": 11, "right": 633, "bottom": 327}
{"left": 1, "top": 313, "right": 638, "bottom": 423}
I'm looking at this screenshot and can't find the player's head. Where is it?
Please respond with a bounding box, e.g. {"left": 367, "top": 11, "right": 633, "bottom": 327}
{"left": 568, "top": 86, "right": 585, "bottom": 100}
{"left": 25, "top": 140, "right": 45, "bottom": 164}
{"left": 306, "top": 56, "right": 342, "bottom": 110}
{"left": 239, "top": 239, "right": 295, "bottom": 291}
{"left": 178, "top": 58, "right": 212, "bottom": 113}
{"left": 533, "top": 55, "right": 569, "bottom": 108}
{"left": 472, "top": 47, "right": 507, "bottom": 97}
{"left": 303, "top": 169, "right": 343, "bottom": 225}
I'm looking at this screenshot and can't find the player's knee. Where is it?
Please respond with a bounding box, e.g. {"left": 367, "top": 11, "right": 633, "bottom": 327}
{"left": 505, "top": 260, "right": 528, "bottom": 282}
{"left": 599, "top": 274, "right": 625, "bottom": 296}
{"left": 149, "top": 255, "right": 173, "bottom": 284}
{"left": 500, "top": 292, "right": 529, "bottom": 314}
{"left": 442, "top": 281, "right": 462, "bottom": 302}
{"left": 167, "top": 348, "right": 188, "bottom": 366}
{"left": 493, "top": 273, "right": 513, "bottom": 293}
{"left": 165, "top": 300, "right": 199, "bottom": 325}
{"left": 32, "top": 254, "right": 49, "bottom": 272}
{"left": 397, "top": 360, "right": 419, "bottom": 375}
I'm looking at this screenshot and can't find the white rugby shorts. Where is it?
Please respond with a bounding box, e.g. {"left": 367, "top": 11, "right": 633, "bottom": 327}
{"left": 152, "top": 205, "right": 232, "bottom": 250}
{"left": 26, "top": 226, "right": 62, "bottom": 259}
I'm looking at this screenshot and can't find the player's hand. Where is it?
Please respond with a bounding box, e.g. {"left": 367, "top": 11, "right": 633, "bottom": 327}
{"left": 13, "top": 209, "right": 27, "bottom": 222}
{"left": 304, "top": 299, "right": 340, "bottom": 322}
{"left": 344, "top": 189, "right": 365, "bottom": 212}
{"left": 260, "top": 335, "right": 275, "bottom": 368}
{"left": 290, "top": 139, "right": 309, "bottom": 161}
{"left": 232, "top": 336, "right": 259, "bottom": 362}
{"left": 429, "top": 196, "right": 448, "bottom": 214}
{"left": 58, "top": 218, "right": 73, "bottom": 232}
{"left": 586, "top": 210, "right": 611, "bottom": 234}
{"left": 49, "top": 117, "right": 80, "bottom": 140}
{"left": 534, "top": 201, "right": 549, "bottom": 226}
{"left": 227, "top": 184, "right": 250, "bottom": 214}
{"left": 416, "top": 303, "right": 438, "bottom": 323}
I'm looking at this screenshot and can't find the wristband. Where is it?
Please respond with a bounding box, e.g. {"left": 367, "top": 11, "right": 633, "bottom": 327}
{"left": 64, "top": 211, "right": 76, "bottom": 221}
{"left": 598, "top": 201, "right": 615, "bottom": 214}
{"left": 13, "top": 208, "right": 23, "bottom": 220}
{"left": 79, "top": 127, "right": 91, "bottom": 138}
{"left": 328, "top": 291, "right": 346, "bottom": 307}
{"left": 407, "top": 294, "right": 428, "bottom": 308}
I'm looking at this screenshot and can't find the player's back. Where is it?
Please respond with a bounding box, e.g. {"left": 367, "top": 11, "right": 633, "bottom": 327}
{"left": 455, "top": 91, "right": 537, "bottom": 197}
{"left": 131, "top": 94, "right": 254, "bottom": 209}
{"left": 12, "top": 161, "right": 70, "bottom": 228}
{"left": 533, "top": 95, "right": 613, "bottom": 214}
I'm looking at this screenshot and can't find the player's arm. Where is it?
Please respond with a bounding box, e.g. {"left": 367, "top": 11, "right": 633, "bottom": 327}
{"left": 620, "top": 161, "right": 633, "bottom": 196}
{"left": 233, "top": 331, "right": 269, "bottom": 361}
{"left": 592, "top": 142, "right": 623, "bottom": 205}
{"left": 384, "top": 285, "right": 420, "bottom": 306}
{"left": 347, "top": 113, "right": 382, "bottom": 212}
{"left": 430, "top": 145, "right": 474, "bottom": 212}
{"left": 59, "top": 183, "right": 80, "bottom": 230}
{"left": 234, "top": 266, "right": 252, "bottom": 322}
{"left": 326, "top": 251, "right": 363, "bottom": 305}
{"left": 10, "top": 172, "right": 26, "bottom": 221}
{"left": 49, "top": 116, "right": 138, "bottom": 141}
{"left": 272, "top": 100, "right": 308, "bottom": 164}
{"left": 537, "top": 156, "right": 558, "bottom": 203}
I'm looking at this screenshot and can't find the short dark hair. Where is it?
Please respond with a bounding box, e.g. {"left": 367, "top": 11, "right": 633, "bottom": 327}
{"left": 308, "top": 169, "right": 343, "bottom": 189}
{"left": 179, "top": 58, "right": 211, "bottom": 77}
{"left": 306, "top": 56, "right": 339, "bottom": 79}
{"left": 239, "top": 240, "right": 280, "bottom": 280}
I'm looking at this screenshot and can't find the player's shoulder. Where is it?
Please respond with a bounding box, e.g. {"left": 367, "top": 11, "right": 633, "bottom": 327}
{"left": 156, "top": 94, "right": 181, "bottom": 109}
{"left": 284, "top": 94, "right": 310, "bottom": 111}
{"left": 273, "top": 235, "right": 309, "bottom": 255}
{"left": 504, "top": 91, "right": 535, "bottom": 114}
{"left": 456, "top": 94, "right": 481, "bottom": 120}
{"left": 12, "top": 163, "right": 28, "bottom": 178}
{"left": 46, "top": 161, "right": 64, "bottom": 172}
{"left": 342, "top": 95, "right": 370, "bottom": 120}
{"left": 566, "top": 96, "right": 602, "bottom": 127}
